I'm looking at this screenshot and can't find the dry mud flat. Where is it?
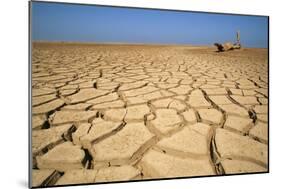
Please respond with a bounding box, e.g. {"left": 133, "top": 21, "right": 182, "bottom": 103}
{"left": 31, "top": 42, "right": 268, "bottom": 187}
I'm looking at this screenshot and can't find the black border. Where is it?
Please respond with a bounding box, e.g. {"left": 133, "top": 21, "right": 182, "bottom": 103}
{"left": 28, "top": 1, "right": 32, "bottom": 188}
{"left": 29, "top": 1, "right": 270, "bottom": 188}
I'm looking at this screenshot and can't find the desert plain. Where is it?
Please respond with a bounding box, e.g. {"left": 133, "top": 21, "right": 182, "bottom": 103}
{"left": 31, "top": 42, "right": 268, "bottom": 187}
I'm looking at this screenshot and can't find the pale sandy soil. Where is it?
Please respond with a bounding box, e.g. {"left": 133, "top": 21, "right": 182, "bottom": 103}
{"left": 31, "top": 42, "right": 268, "bottom": 187}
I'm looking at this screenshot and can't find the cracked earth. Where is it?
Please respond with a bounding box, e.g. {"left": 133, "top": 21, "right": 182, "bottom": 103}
{"left": 31, "top": 43, "right": 268, "bottom": 187}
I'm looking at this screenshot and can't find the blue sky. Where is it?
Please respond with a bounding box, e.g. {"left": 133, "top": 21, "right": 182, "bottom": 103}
{"left": 31, "top": 1, "right": 268, "bottom": 48}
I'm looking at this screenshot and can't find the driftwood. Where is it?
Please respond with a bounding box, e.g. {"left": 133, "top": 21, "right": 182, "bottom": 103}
{"left": 214, "top": 31, "right": 241, "bottom": 52}
{"left": 214, "top": 42, "right": 241, "bottom": 52}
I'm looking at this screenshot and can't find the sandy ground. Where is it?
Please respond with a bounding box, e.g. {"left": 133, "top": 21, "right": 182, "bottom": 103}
{"left": 31, "top": 42, "right": 268, "bottom": 187}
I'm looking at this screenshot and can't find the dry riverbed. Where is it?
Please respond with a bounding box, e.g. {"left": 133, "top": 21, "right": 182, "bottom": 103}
{"left": 31, "top": 42, "right": 268, "bottom": 187}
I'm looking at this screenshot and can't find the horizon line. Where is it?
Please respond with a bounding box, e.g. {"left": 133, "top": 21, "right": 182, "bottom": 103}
{"left": 32, "top": 40, "right": 268, "bottom": 49}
